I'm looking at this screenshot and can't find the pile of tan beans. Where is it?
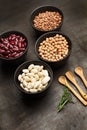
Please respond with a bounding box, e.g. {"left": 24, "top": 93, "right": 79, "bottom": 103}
{"left": 33, "top": 11, "right": 62, "bottom": 31}
{"left": 38, "top": 34, "right": 69, "bottom": 61}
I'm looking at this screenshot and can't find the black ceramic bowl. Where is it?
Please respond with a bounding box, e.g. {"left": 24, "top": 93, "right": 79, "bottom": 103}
{"left": 35, "top": 31, "right": 72, "bottom": 68}
{"left": 14, "top": 60, "right": 53, "bottom": 97}
{"left": 0, "top": 31, "right": 28, "bottom": 64}
{"left": 30, "top": 5, "right": 63, "bottom": 35}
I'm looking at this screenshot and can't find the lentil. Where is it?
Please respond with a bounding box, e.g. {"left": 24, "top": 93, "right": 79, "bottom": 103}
{"left": 33, "top": 11, "right": 62, "bottom": 31}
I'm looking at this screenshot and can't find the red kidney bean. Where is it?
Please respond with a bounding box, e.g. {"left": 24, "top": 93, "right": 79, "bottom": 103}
{"left": 13, "top": 47, "right": 19, "bottom": 52}
{"left": 6, "top": 43, "right": 10, "bottom": 48}
{"left": 8, "top": 53, "right": 12, "bottom": 57}
{"left": 0, "top": 48, "right": 6, "bottom": 53}
{"left": 10, "top": 49, "right": 14, "bottom": 53}
{"left": 9, "top": 34, "right": 16, "bottom": 40}
{"left": 0, "top": 33, "right": 27, "bottom": 59}
{"left": 0, "top": 43, "right": 4, "bottom": 48}
{"left": 0, "top": 38, "right": 4, "bottom": 42}
{"left": 0, "top": 54, "right": 3, "bottom": 57}
{"left": 19, "top": 47, "right": 25, "bottom": 51}
{"left": 22, "top": 42, "right": 26, "bottom": 48}
{"left": 4, "top": 46, "right": 8, "bottom": 50}
{"left": 14, "top": 53, "right": 20, "bottom": 58}
{"left": 0, "top": 43, "right": 7, "bottom": 50}
{"left": 21, "top": 43, "right": 25, "bottom": 48}
{"left": 10, "top": 40, "right": 15, "bottom": 45}
{"left": 18, "top": 42, "right": 22, "bottom": 48}
{"left": 2, "top": 39, "right": 8, "bottom": 44}
{"left": 6, "top": 50, "right": 10, "bottom": 54}
{"left": 9, "top": 44, "right": 13, "bottom": 49}
{"left": 11, "top": 52, "right": 17, "bottom": 57}
{"left": 15, "top": 39, "right": 18, "bottom": 45}
{"left": 5, "top": 55, "right": 9, "bottom": 58}
{"left": 19, "top": 52, "right": 23, "bottom": 55}
{"left": 19, "top": 37, "right": 23, "bottom": 42}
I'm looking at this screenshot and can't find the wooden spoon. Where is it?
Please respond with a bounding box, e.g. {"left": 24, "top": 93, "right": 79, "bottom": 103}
{"left": 75, "top": 67, "right": 87, "bottom": 88}
{"left": 58, "top": 76, "right": 87, "bottom": 106}
{"left": 65, "top": 71, "right": 87, "bottom": 100}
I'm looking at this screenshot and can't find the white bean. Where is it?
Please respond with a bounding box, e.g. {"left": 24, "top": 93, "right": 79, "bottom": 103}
{"left": 20, "top": 83, "right": 24, "bottom": 88}
{"left": 22, "top": 69, "right": 29, "bottom": 73}
{"left": 26, "top": 72, "right": 34, "bottom": 77}
{"left": 28, "top": 64, "right": 34, "bottom": 71}
{"left": 34, "top": 81, "right": 41, "bottom": 88}
{"left": 27, "top": 83, "right": 31, "bottom": 89}
{"left": 41, "top": 76, "right": 50, "bottom": 84}
{"left": 23, "top": 80, "right": 28, "bottom": 87}
{"left": 38, "top": 72, "right": 44, "bottom": 77}
{"left": 18, "top": 74, "right": 22, "bottom": 81}
{"left": 34, "top": 65, "right": 41, "bottom": 70}
{"left": 30, "top": 82, "right": 35, "bottom": 89}
{"left": 38, "top": 65, "right": 43, "bottom": 71}
{"left": 42, "top": 70, "right": 49, "bottom": 76}
{"left": 18, "top": 64, "right": 51, "bottom": 93}
{"left": 21, "top": 73, "right": 25, "bottom": 77}
{"left": 29, "top": 89, "right": 38, "bottom": 93}
{"left": 24, "top": 76, "right": 30, "bottom": 82}
{"left": 34, "top": 74, "right": 39, "bottom": 81}
{"left": 24, "top": 87, "right": 29, "bottom": 91}
{"left": 37, "top": 87, "right": 42, "bottom": 91}
{"left": 41, "top": 83, "right": 48, "bottom": 89}
{"left": 31, "top": 78, "right": 36, "bottom": 82}
{"left": 31, "top": 68, "right": 38, "bottom": 73}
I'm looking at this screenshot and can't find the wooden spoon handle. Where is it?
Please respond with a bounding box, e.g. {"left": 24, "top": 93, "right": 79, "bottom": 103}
{"left": 58, "top": 76, "right": 87, "bottom": 106}
{"left": 65, "top": 71, "right": 87, "bottom": 100}
{"left": 75, "top": 67, "right": 87, "bottom": 88}
{"left": 80, "top": 77, "right": 87, "bottom": 88}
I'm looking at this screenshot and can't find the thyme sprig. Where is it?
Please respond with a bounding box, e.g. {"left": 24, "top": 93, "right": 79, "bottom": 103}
{"left": 57, "top": 87, "right": 73, "bottom": 112}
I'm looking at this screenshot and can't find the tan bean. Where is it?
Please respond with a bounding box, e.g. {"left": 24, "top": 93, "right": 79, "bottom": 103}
{"left": 38, "top": 34, "right": 69, "bottom": 61}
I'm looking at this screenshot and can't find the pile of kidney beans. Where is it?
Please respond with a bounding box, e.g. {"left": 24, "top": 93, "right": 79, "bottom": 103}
{"left": 0, "top": 34, "right": 27, "bottom": 59}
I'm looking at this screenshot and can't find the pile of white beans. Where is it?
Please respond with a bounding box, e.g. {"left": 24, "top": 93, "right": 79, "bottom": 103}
{"left": 18, "top": 64, "right": 51, "bottom": 93}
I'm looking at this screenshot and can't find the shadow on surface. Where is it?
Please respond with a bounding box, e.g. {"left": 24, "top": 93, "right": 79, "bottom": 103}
{"left": 21, "top": 88, "right": 50, "bottom": 107}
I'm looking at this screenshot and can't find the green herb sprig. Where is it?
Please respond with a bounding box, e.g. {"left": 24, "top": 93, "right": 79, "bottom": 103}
{"left": 57, "top": 86, "right": 73, "bottom": 112}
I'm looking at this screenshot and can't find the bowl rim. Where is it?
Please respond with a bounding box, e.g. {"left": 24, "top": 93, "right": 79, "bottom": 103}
{"left": 0, "top": 30, "right": 29, "bottom": 61}
{"left": 14, "top": 60, "right": 53, "bottom": 94}
{"left": 30, "top": 5, "right": 64, "bottom": 32}
{"left": 35, "top": 31, "right": 72, "bottom": 63}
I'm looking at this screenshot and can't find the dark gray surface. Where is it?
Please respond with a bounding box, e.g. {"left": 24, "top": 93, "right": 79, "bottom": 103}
{"left": 0, "top": 0, "right": 87, "bottom": 130}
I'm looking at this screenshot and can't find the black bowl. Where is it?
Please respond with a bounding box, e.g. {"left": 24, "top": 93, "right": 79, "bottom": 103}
{"left": 14, "top": 60, "right": 53, "bottom": 97}
{"left": 35, "top": 31, "right": 72, "bottom": 68}
{"left": 0, "top": 31, "right": 28, "bottom": 64}
{"left": 30, "top": 5, "right": 64, "bottom": 35}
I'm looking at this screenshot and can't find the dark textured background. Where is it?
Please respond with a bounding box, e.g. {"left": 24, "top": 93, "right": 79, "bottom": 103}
{"left": 0, "top": 0, "right": 87, "bottom": 130}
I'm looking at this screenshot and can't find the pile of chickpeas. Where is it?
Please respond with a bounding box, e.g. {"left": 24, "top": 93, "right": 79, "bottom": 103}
{"left": 38, "top": 34, "right": 69, "bottom": 62}
{"left": 33, "top": 11, "right": 62, "bottom": 31}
